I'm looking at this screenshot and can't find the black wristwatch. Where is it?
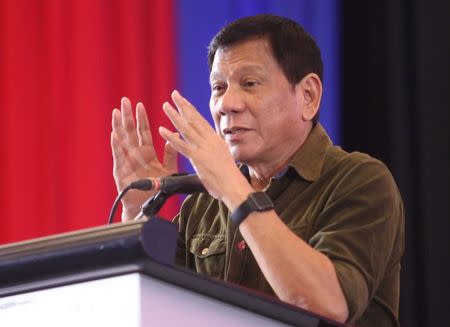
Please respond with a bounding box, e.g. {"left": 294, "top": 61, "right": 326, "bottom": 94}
{"left": 230, "top": 192, "right": 274, "bottom": 226}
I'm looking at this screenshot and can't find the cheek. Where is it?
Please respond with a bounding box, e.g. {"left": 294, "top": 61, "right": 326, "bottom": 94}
{"left": 209, "top": 106, "right": 222, "bottom": 134}
{"left": 257, "top": 107, "right": 293, "bottom": 139}
{"left": 254, "top": 102, "right": 280, "bottom": 133}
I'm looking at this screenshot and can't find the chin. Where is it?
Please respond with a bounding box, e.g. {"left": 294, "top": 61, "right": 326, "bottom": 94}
{"left": 230, "top": 146, "right": 257, "bottom": 165}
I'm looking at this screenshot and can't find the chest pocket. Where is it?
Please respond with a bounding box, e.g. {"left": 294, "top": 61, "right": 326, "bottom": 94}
{"left": 189, "top": 234, "right": 226, "bottom": 279}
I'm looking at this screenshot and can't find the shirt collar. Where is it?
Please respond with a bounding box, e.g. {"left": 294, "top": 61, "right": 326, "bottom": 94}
{"left": 288, "top": 123, "right": 333, "bottom": 182}
{"left": 239, "top": 123, "right": 332, "bottom": 183}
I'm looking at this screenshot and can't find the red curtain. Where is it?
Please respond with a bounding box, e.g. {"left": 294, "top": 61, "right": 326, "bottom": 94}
{"left": 0, "top": 0, "right": 178, "bottom": 244}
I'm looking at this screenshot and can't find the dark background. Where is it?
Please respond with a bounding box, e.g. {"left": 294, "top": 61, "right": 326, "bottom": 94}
{"left": 342, "top": 1, "right": 450, "bottom": 325}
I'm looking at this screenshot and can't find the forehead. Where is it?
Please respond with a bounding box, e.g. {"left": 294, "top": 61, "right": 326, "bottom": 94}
{"left": 210, "top": 38, "right": 279, "bottom": 79}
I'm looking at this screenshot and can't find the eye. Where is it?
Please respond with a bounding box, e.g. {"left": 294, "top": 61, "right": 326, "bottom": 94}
{"left": 211, "top": 83, "right": 226, "bottom": 94}
{"left": 243, "top": 80, "right": 258, "bottom": 88}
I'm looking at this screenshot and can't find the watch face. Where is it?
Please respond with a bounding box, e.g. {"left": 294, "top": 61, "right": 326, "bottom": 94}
{"left": 250, "top": 192, "right": 274, "bottom": 210}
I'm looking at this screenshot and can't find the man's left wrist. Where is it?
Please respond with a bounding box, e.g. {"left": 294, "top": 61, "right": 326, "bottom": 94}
{"left": 223, "top": 188, "right": 253, "bottom": 212}
{"left": 220, "top": 174, "right": 255, "bottom": 211}
{"left": 230, "top": 191, "right": 274, "bottom": 227}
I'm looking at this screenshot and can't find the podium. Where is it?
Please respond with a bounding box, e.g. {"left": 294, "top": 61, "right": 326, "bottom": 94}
{"left": 0, "top": 219, "right": 343, "bottom": 326}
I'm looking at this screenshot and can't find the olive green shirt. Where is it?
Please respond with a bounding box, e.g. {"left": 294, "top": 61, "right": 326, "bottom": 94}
{"left": 174, "top": 123, "right": 405, "bottom": 326}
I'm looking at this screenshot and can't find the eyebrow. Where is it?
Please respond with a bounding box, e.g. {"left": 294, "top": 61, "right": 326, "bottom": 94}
{"left": 209, "top": 65, "right": 267, "bottom": 83}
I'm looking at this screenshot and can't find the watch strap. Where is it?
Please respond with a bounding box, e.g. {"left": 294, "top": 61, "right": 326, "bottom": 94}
{"left": 230, "top": 192, "right": 274, "bottom": 226}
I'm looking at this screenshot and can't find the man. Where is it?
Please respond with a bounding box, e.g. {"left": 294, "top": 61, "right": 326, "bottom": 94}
{"left": 111, "top": 15, "right": 404, "bottom": 326}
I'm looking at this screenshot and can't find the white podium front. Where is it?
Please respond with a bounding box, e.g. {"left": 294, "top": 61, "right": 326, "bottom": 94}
{"left": 0, "top": 219, "right": 344, "bottom": 327}
{"left": 1, "top": 272, "right": 294, "bottom": 326}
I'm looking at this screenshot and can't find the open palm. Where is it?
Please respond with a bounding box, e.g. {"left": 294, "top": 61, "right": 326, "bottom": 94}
{"left": 111, "top": 98, "right": 177, "bottom": 220}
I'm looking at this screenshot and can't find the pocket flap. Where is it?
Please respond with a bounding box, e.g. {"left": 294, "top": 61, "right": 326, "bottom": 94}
{"left": 189, "top": 234, "right": 226, "bottom": 258}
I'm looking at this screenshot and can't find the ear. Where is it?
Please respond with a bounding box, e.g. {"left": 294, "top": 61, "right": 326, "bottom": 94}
{"left": 296, "top": 73, "right": 322, "bottom": 121}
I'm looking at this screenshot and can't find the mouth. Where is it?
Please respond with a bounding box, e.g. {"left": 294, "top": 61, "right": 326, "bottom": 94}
{"left": 222, "top": 126, "right": 252, "bottom": 143}
{"left": 222, "top": 126, "right": 251, "bottom": 135}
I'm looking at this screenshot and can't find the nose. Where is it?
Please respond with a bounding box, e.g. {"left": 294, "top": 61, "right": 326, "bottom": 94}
{"left": 214, "top": 86, "right": 246, "bottom": 116}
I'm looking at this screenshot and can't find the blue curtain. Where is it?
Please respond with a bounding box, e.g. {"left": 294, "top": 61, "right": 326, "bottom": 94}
{"left": 175, "top": 0, "right": 341, "bottom": 172}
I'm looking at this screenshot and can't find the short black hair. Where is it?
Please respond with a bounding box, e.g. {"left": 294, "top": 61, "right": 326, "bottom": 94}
{"left": 207, "top": 14, "right": 324, "bottom": 85}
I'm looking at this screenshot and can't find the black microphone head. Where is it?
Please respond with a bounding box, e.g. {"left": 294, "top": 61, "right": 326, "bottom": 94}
{"left": 160, "top": 174, "right": 206, "bottom": 195}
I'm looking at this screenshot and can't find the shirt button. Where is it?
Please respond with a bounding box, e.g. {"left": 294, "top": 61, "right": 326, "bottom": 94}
{"left": 201, "top": 247, "right": 209, "bottom": 255}
{"left": 236, "top": 240, "right": 246, "bottom": 251}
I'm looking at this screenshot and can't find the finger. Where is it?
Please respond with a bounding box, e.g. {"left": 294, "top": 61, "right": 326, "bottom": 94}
{"left": 136, "top": 102, "right": 154, "bottom": 147}
{"left": 171, "top": 90, "right": 213, "bottom": 136}
{"left": 112, "top": 108, "right": 121, "bottom": 131}
{"left": 111, "top": 131, "right": 128, "bottom": 165}
{"left": 162, "top": 101, "right": 203, "bottom": 145}
{"left": 111, "top": 132, "right": 133, "bottom": 187}
{"left": 159, "top": 126, "right": 194, "bottom": 158}
{"left": 121, "top": 97, "right": 139, "bottom": 146}
{"left": 112, "top": 131, "right": 150, "bottom": 182}
{"left": 111, "top": 131, "right": 118, "bottom": 162}
{"left": 113, "top": 110, "right": 131, "bottom": 157}
{"left": 163, "top": 140, "right": 178, "bottom": 173}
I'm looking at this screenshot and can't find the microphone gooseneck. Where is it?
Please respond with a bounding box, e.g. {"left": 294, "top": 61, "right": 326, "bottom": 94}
{"left": 108, "top": 178, "right": 154, "bottom": 224}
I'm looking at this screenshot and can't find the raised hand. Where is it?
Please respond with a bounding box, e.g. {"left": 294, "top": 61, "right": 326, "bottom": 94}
{"left": 111, "top": 97, "right": 178, "bottom": 221}
{"left": 159, "top": 91, "right": 253, "bottom": 211}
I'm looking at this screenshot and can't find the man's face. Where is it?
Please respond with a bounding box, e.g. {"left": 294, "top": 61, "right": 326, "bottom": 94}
{"left": 209, "top": 38, "right": 308, "bottom": 166}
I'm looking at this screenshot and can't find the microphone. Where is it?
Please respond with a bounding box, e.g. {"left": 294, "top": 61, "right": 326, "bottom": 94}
{"left": 134, "top": 174, "right": 205, "bottom": 220}
{"left": 146, "top": 173, "right": 206, "bottom": 195}
{"left": 108, "top": 173, "right": 205, "bottom": 224}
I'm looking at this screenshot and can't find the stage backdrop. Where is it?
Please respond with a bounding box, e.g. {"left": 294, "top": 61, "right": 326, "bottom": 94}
{"left": 0, "top": 0, "right": 340, "bottom": 244}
